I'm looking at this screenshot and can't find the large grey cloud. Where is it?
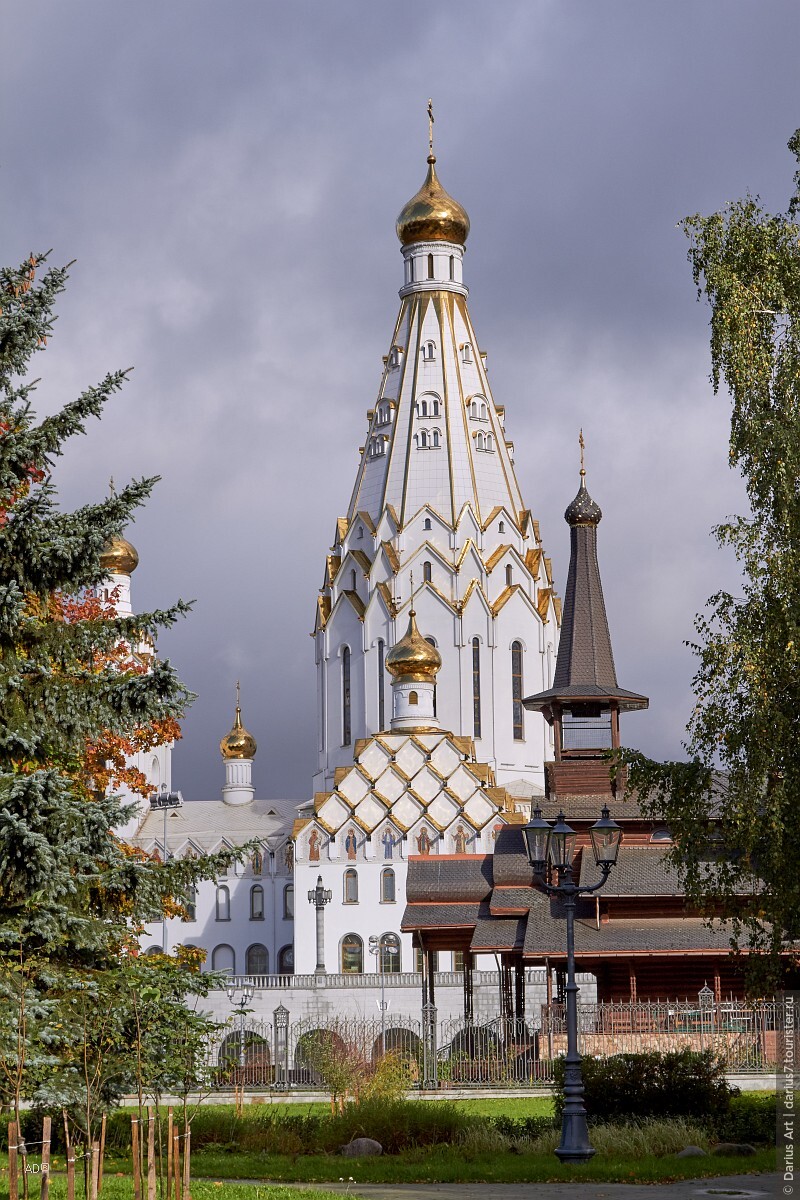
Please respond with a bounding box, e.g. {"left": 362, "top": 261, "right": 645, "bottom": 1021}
{"left": 3, "top": 1, "right": 798, "bottom": 799}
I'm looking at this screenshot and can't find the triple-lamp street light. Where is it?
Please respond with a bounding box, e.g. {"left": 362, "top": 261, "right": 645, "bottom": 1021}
{"left": 522, "top": 804, "right": 622, "bottom": 1164}
{"left": 369, "top": 934, "right": 399, "bottom": 1057}
{"left": 225, "top": 979, "right": 255, "bottom": 1071}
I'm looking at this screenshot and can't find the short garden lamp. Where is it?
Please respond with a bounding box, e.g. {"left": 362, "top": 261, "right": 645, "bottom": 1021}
{"left": 273, "top": 1003, "right": 290, "bottom": 1091}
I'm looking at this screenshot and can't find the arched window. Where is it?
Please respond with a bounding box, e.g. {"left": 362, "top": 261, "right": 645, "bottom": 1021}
{"left": 278, "top": 944, "right": 294, "bottom": 974}
{"left": 506, "top": 564, "right": 513, "bottom": 587}
{"left": 462, "top": 341, "right": 472, "bottom": 364}
{"left": 344, "top": 868, "right": 358, "bottom": 903}
{"left": 431, "top": 428, "right": 440, "bottom": 448}
{"left": 409, "top": 257, "right": 415, "bottom": 283}
{"left": 390, "top": 346, "right": 402, "bottom": 368}
{"left": 380, "top": 932, "right": 401, "bottom": 973}
{"left": 341, "top": 933, "right": 363, "bottom": 973}
{"left": 417, "top": 429, "right": 428, "bottom": 449}
{"left": 408, "top": 690, "right": 419, "bottom": 706}
{"left": 427, "top": 252, "right": 434, "bottom": 279}
{"left": 151, "top": 756, "right": 160, "bottom": 788}
{"left": 423, "top": 561, "right": 432, "bottom": 583}
{"left": 216, "top": 885, "right": 230, "bottom": 922}
{"left": 245, "top": 943, "right": 268, "bottom": 975}
{"left": 486, "top": 433, "right": 494, "bottom": 451}
{"left": 377, "top": 638, "right": 385, "bottom": 730}
{"left": 250, "top": 885, "right": 264, "bottom": 920}
{"left": 650, "top": 828, "right": 673, "bottom": 843}
{"left": 211, "top": 944, "right": 235, "bottom": 973}
{"left": 423, "top": 517, "right": 432, "bottom": 530}
{"left": 481, "top": 402, "right": 488, "bottom": 420}
{"left": 357, "top": 526, "right": 363, "bottom": 539}
{"left": 499, "top": 520, "right": 505, "bottom": 533}
{"left": 472, "top": 636, "right": 482, "bottom": 739}
{"left": 419, "top": 397, "right": 428, "bottom": 417}
{"left": 183, "top": 887, "right": 196, "bottom": 922}
{"left": 283, "top": 883, "right": 294, "bottom": 919}
{"left": 144, "top": 945, "right": 162, "bottom": 957}
{"left": 476, "top": 431, "right": 485, "bottom": 451}
{"left": 381, "top": 868, "right": 396, "bottom": 903}
{"left": 449, "top": 255, "right": 455, "bottom": 281}
{"left": 430, "top": 397, "right": 440, "bottom": 416}
{"left": 349, "top": 568, "right": 357, "bottom": 591}
{"left": 422, "top": 340, "right": 436, "bottom": 361}
{"left": 342, "top": 647, "right": 351, "bottom": 746}
{"left": 512, "top": 640, "right": 524, "bottom": 740}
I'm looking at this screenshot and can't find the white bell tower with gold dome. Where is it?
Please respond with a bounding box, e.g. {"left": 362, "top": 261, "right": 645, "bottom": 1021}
{"left": 219, "top": 683, "right": 257, "bottom": 806}
{"left": 98, "top": 533, "right": 173, "bottom": 834}
{"left": 312, "top": 110, "right": 560, "bottom": 797}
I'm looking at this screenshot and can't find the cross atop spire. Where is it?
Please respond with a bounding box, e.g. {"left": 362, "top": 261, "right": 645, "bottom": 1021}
{"left": 579, "top": 428, "right": 586, "bottom": 479}
{"left": 236, "top": 679, "right": 241, "bottom": 711}
{"left": 427, "top": 99, "right": 435, "bottom": 163}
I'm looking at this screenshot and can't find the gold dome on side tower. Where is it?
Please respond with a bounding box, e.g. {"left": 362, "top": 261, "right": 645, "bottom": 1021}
{"left": 396, "top": 102, "right": 469, "bottom": 246}
{"left": 385, "top": 608, "right": 442, "bottom": 683}
{"left": 220, "top": 683, "right": 257, "bottom": 760}
{"left": 99, "top": 535, "right": 139, "bottom": 576}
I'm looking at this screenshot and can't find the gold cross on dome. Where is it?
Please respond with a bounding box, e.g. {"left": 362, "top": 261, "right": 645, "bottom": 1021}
{"left": 236, "top": 679, "right": 241, "bottom": 710}
{"left": 427, "top": 99, "right": 435, "bottom": 159}
{"left": 579, "top": 429, "right": 586, "bottom": 478}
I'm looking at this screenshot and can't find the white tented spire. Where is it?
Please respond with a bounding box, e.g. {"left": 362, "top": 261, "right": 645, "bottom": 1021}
{"left": 313, "top": 140, "right": 559, "bottom": 797}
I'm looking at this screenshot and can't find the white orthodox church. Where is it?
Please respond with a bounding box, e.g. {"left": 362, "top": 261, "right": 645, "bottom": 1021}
{"left": 124, "top": 132, "right": 562, "bottom": 1009}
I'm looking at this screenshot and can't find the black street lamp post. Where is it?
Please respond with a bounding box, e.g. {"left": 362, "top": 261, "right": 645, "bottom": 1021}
{"left": 523, "top": 804, "right": 622, "bottom": 1164}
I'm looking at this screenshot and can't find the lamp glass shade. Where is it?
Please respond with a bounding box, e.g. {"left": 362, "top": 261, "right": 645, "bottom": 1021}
{"left": 549, "top": 812, "right": 577, "bottom": 868}
{"left": 523, "top": 807, "right": 552, "bottom": 871}
{"left": 589, "top": 805, "right": 622, "bottom": 866}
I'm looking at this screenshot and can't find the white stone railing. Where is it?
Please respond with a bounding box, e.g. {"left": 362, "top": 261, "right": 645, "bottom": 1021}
{"left": 219, "top": 968, "right": 555, "bottom": 991}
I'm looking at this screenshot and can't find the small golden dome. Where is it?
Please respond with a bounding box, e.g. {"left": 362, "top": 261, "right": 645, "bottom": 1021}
{"left": 396, "top": 156, "right": 470, "bottom": 247}
{"left": 99, "top": 535, "right": 139, "bottom": 576}
{"left": 385, "top": 608, "right": 442, "bottom": 683}
{"left": 220, "top": 690, "right": 257, "bottom": 760}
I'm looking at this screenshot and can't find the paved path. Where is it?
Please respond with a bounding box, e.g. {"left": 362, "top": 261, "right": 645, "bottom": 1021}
{"left": 221, "top": 1176, "right": 780, "bottom": 1199}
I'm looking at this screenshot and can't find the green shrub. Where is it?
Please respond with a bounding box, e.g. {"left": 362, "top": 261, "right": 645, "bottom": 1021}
{"left": 713, "top": 1091, "right": 776, "bottom": 1144}
{"left": 553, "top": 1050, "right": 731, "bottom": 1125}
{"left": 488, "top": 1114, "right": 557, "bottom": 1140}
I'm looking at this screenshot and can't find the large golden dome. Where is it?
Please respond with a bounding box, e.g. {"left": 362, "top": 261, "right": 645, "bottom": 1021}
{"left": 385, "top": 608, "right": 442, "bottom": 682}
{"left": 220, "top": 696, "right": 257, "bottom": 760}
{"left": 396, "top": 155, "right": 470, "bottom": 247}
{"left": 99, "top": 535, "right": 139, "bottom": 576}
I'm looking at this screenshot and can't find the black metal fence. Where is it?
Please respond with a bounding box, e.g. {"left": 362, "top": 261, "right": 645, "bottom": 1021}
{"left": 213, "top": 997, "right": 783, "bottom": 1091}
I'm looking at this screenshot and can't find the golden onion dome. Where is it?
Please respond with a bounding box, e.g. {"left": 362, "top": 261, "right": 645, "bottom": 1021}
{"left": 99, "top": 534, "right": 139, "bottom": 576}
{"left": 220, "top": 693, "right": 257, "bottom": 760}
{"left": 396, "top": 155, "right": 470, "bottom": 247}
{"left": 385, "top": 608, "right": 442, "bottom": 683}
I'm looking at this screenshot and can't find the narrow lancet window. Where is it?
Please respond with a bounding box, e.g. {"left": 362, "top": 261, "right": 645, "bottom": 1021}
{"left": 472, "top": 636, "right": 482, "bottom": 739}
{"left": 512, "top": 640, "right": 524, "bottom": 740}
{"left": 342, "top": 647, "right": 351, "bottom": 746}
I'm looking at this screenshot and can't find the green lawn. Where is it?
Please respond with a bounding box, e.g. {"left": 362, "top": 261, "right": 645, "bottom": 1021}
{"left": 3, "top": 1145, "right": 773, "bottom": 1191}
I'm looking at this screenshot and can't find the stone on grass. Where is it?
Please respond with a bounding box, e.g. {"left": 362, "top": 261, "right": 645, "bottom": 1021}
{"left": 341, "top": 1138, "right": 383, "bottom": 1157}
{"left": 676, "top": 1146, "right": 707, "bottom": 1158}
{"left": 712, "top": 1142, "right": 756, "bottom": 1156}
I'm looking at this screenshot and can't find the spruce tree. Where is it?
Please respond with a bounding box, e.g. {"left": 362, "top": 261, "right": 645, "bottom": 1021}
{"left": 0, "top": 254, "right": 234, "bottom": 1141}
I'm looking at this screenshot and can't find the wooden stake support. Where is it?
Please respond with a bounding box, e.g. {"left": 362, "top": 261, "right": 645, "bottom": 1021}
{"left": 166, "top": 1108, "right": 174, "bottom": 1200}
{"left": 147, "top": 1108, "right": 156, "bottom": 1200}
{"left": 172, "top": 1130, "right": 181, "bottom": 1200}
{"left": 62, "top": 1112, "right": 75, "bottom": 1200}
{"left": 131, "top": 1118, "right": 142, "bottom": 1200}
{"left": 182, "top": 1124, "right": 191, "bottom": 1200}
{"left": 97, "top": 1113, "right": 106, "bottom": 1196}
{"left": 90, "top": 1141, "right": 100, "bottom": 1200}
{"left": 8, "top": 1120, "right": 19, "bottom": 1200}
{"left": 39, "top": 1116, "right": 51, "bottom": 1200}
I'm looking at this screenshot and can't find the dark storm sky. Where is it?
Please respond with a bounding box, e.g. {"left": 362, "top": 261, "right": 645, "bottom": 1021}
{"left": 3, "top": 1, "right": 799, "bottom": 799}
